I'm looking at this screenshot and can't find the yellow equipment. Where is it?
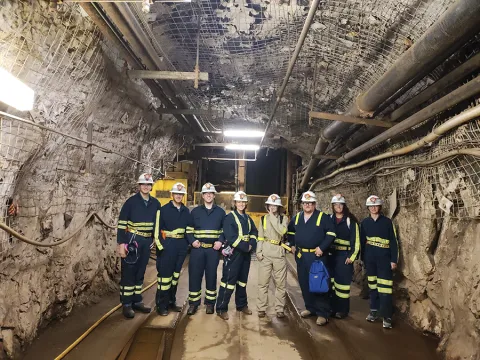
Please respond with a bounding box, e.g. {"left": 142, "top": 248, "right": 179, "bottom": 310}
{"left": 151, "top": 179, "right": 188, "bottom": 205}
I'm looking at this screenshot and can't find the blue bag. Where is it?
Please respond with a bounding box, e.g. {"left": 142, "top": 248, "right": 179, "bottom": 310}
{"left": 309, "top": 260, "right": 330, "bottom": 293}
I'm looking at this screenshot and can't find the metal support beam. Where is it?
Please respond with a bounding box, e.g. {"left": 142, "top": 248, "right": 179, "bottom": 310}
{"left": 128, "top": 70, "right": 209, "bottom": 81}
{"left": 313, "top": 154, "right": 340, "bottom": 160}
{"left": 309, "top": 112, "right": 392, "bottom": 128}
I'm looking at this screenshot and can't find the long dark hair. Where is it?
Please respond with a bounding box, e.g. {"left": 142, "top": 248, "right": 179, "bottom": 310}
{"left": 331, "top": 203, "right": 359, "bottom": 224}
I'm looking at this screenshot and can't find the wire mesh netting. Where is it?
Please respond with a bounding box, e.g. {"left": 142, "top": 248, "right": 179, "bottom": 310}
{"left": 0, "top": 1, "right": 173, "bottom": 257}
{"left": 311, "top": 99, "right": 480, "bottom": 220}
{"left": 127, "top": 0, "right": 455, "bottom": 155}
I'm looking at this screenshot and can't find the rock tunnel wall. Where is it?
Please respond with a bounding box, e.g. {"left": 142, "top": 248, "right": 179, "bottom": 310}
{"left": 312, "top": 106, "right": 480, "bottom": 359}
{"left": 0, "top": 1, "right": 181, "bottom": 356}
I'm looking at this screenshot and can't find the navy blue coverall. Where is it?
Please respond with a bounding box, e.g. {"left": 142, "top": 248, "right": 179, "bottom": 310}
{"left": 287, "top": 210, "right": 336, "bottom": 318}
{"left": 117, "top": 193, "right": 161, "bottom": 305}
{"left": 360, "top": 214, "right": 398, "bottom": 318}
{"left": 216, "top": 210, "right": 258, "bottom": 313}
{"left": 155, "top": 200, "right": 193, "bottom": 311}
{"left": 329, "top": 214, "right": 360, "bottom": 315}
{"left": 186, "top": 204, "right": 226, "bottom": 307}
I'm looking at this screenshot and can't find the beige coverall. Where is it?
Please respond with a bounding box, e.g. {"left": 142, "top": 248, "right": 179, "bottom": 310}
{"left": 256, "top": 213, "right": 289, "bottom": 313}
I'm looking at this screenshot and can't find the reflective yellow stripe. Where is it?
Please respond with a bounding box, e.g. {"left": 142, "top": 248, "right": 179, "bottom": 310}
{"left": 334, "top": 239, "right": 350, "bottom": 246}
{"left": 349, "top": 223, "right": 360, "bottom": 262}
{"left": 134, "top": 290, "right": 142, "bottom": 294}
{"left": 173, "top": 272, "right": 180, "bottom": 278}
{"left": 135, "top": 285, "right": 142, "bottom": 289}
{"left": 117, "top": 225, "right": 127, "bottom": 230}
{"left": 122, "top": 286, "right": 135, "bottom": 290}
{"left": 378, "top": 287, "right": 392, "bottom": 294}
{"left": 334, "top": 246, "right": 350, "bottom": 251}
{"left": 280, "top": 243, "right": 292, "bottom": 252}
{"left": 366, "top": 236, "right": 390, "bottom": 245}
{"left": 127, "top": 221, "right": 154, "bottom": 226}
{"left": 205, "top": 289, "right": 217, "bottom": 295}
{"left": 154, "top": 210, "right": 163, "bottom": 250}
{"left": 316, "top": 212, "right": 323, "bottom": 226}
{"left": 189, "top": 290, "right": 202, "bottom": 296}
{"left": 118, "top": 220, "right": 128, "bottom": 224}
{"left": 159, "top": 277, "right": 172, "bottom": 283}
{"left": 295, "top": 213, "right": 300, "bottom": 225}
{"left": 126, "top": 229, "right": 152, "bottom": 237}
{"left": 220, "top": 282, "right": 227, "bottom": 288}
{"left": 189, "top": 295, "right": 202, "bottom": 301}
{"left": 258, "top": 237, "right": 265, "bottom": 241}
{"left": 200, "top": 242, "right": 214, "bottom": 248}
{"left": 326, "top": 231, "right": 336, "bottom": 237}
{"left": 300, "top": 248, "right": 316, "bottom": 253}
{"left": 334, "top": 282, "right": 351, "bottom": 291}
{"left": 237, "top": 281, "right": 246, "bottom": 287}
{"left": 205, "top": 295, "right": 216, "bottom": 300}
{"left": 250, "top": 235, "right": 257, "bottom": 240}
{"left": 366, "top": 241, "right": 390, "bottom": 249}
{"left": 159, "top": 284, "right": 171, "bottom": 291}
{"left": 227, "top": 284, "right": 235, "bottom": 290}
{"left": 232, "top": 236, "right": 242, "bottom": 247}
{"left": 287, "top": 232, "right": 295, "bottom": 235}
{"left": 335, "top": 290, "right": 350, "bottom": 299}
{"left": 377, "top": 279, "right": 393, "bottom": 286}
{"left": 269, "top": 239, "right": 280, "bottom": 245}
{"left": 172, "top": 280, "right": 178, "bottom": 286}
{"left": 367, "top": 276, "right": 377, "bottom": 282}
{"left": 297, "top": 252, "right": 302, "bottom": 259}
{"left": 368, "top": 283, "right": 377, "bottom": 290}
{"left": 263, "top": 216, "right": 267, "bottom": 230}
{"left": 194, "top": 229, "right": 223, "bottom": 234}
{"left": 123, "top": 291, "right": 134, "bottom": 296}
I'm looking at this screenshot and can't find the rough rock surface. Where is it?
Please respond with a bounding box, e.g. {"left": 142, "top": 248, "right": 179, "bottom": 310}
{"left": 0, "top": 1, "right": 181, "bottom": 357}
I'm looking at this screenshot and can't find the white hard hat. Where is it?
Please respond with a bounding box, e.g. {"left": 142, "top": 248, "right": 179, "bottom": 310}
{"left": 366, "top": 195, "right": 383, "bottom": 206}
{"left": 301, "top": 191, "right": 316, "bottom": 203}
{"left": 233, "top": 191, "right": 248, "bottom": 202}
{"left": 265, "top": 194, "right": 283, "bottom": 207}
{"left": 331, "top": 194, "right": 346, "bottom": 204}
{"left": 201, "top": 182, "right": 217, "bottom": 193}
{"left": 138, "top": 173, "right": 154, "bottom": 184}
{"left": 170, "top": 182, "right": 187, "bottom": 194}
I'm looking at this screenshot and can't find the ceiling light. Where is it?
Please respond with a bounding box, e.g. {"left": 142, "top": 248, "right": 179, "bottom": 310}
{"left": 225, "top": 144, "right": 260, "bottom": 151}
{"left": 0, "top": 67, "right": 34, "bottom": 111}
{"left": 224, "top": 130, "right": 265, "bottom": 138}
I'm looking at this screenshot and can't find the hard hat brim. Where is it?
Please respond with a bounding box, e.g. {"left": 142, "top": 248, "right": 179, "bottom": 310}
{"left": 171, "top": 191, "right": 187, "bottom": 194}
{"left": 201, "top": 190, "right": 217, "bottom": 193}
{"left": 265, "top": 201, "right": 283, "bottom": 206}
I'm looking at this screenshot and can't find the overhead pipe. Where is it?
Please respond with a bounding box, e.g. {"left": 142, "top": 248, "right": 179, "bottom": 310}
{"left": 323, "top": 75, "right": 480, "bottom": 171}
{"left": 344, "top": 50, "right": 480, "bottom": 152}
{"left": 300, "top": 0, "right": 480, "bottom": 189}
{"left": 259, "top": 0, "right": 321, "bottom": 147}
{"left": 309, "top": 103, "right": 480, "bottom": 189}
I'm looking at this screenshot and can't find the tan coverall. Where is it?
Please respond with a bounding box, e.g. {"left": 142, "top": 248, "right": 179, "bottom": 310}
{"left": 256, "top": 214, "right": 289, "bottom": 313}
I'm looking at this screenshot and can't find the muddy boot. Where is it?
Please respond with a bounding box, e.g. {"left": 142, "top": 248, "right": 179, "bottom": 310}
{"left": 132, "top": 302, "right": 151, "bottom": 313}
{"left": 258, "top": 311, "right": 266, "bottom": 318}
{"left": 157, "top": 307, "right": 169, "bottom": 316}
{"left": 300, "top": 310, "right": 312, "bottom": 318}
{"left": 366, "top": 310, "right": 378, "bottom": 322}
{"left": 169, "top": 303, "right": 182, "bottom": 312}
{"left": 316, "top": 316, "right": 328, "bottom": 326}
{"left": 122, "top": 305, "right": 135, "bottom": 319}
{"left": 383, "top": 318, "right": 392, "bottom": 329}
{"left": 217, "top": 312, "right": 229, "bottom": 320}
{"left": 334, "top": 312, "right": 347, "bottom": 319}
{"left": 276, "top": 312, "right": 286, "bottom": 319}
{"left": 237, "top": 306, "right": 252, "bottom": 315}
{"left": 205, "top": 305, "right": 214, "bottom": 314}
{"left": 187, "top": 305, "right": 197, "bottom": 315}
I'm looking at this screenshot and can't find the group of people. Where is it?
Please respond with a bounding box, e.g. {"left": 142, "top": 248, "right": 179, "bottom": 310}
{"left": 116, "top": 173, "right": 398, "bottom": 330}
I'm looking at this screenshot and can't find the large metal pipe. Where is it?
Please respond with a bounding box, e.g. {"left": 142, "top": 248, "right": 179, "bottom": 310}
{"left": 259, "top": 0, "right": 321, "bottom": 147}
{"left": 344, "top": 51, "right": 480, "bottom": 152}
{"left": 300, "top": 0, "right": 480, "bottom": 189}
{"left": 324, "top": 75, "right": 480, "bottom": 171}
{"left": 309, "top": 103, "right": 480, "bottom": 189}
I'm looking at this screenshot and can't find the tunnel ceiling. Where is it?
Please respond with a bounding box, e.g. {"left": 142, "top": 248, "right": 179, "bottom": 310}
{"left": 126, "top": 0, "right": 455, "bottom": 157}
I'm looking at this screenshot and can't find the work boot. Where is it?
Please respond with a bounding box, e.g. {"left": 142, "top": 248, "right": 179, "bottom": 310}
{"left": 157, "top": 307, "right": 169, "bottom": 316}
{"left": 334, "top": 312, "right": 347, "bottom": 319}
{"left": 276, "top": 312, "right": 286, "bottom": 319}
{"left": 187, "top": 305, "right": 198, "bottom": 315}
{"left": 217, "top": 312, "right": 229, "bottom": 320}
{"left": 132, "top": 302, "right": 151, "bottom": 313}
{"left": 366, "top": 310, "right": 378, "bottom": 322}
{"left": 237, "top": 306, "right": 252, "bottom": 315}
{"left": 316, "top": 316, "right": 328, "bottom": 326}
{"left": 300, "top": 310, "right": 312, "bottom": 318}
{"left": 169, "top": 303, "right": 182, "bottom": 312}
{"left": 258, "top": 311, "right": 266, "bottom": 318}
{"left": 383, "top": 318, "right": 393, "bottom": 329}
{"left": 205, "top": 305, "right": 214, "bottom": 314}
{"left": 122, "top": 305, "right": 135, "bottom": 319}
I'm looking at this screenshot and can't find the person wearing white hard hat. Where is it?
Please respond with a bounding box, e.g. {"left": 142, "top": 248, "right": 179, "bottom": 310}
{"left": 286, "top": 190, "right": 337, "bottom": 326}
{"left": 185, "top": 183, "right": 226, "bottom": 315}
{"left": 216, "top": 191, "right": 258, "bottom": 320}
{"left": 117, "top": 173, "right": 161, "bottom": 319}
{"left": 155, "top": 182, "right": 193, "bottom": 316}
{"left": 328, "top": 194, "right": 360, "bottom": 319}
{"left": 256, "top": 194, "right": 290, "bottom": 318}
{"left": 361, "top": 195, "right": 398, "bottom": 329}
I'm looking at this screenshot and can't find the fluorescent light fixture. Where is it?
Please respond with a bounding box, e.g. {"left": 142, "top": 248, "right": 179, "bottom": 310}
{"left": 225, "top": 144, "right": 260, "bottom": 151}
{"left": 0, "top": 67, "right": 34, "bottom": 111}
{"left": 224, "top": 130, "right": 265, "bottom": 138}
